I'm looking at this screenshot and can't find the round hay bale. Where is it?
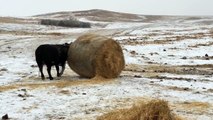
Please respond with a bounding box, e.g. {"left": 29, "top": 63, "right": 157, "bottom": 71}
{"left": 67, "top": 34, "right": 125, "bottom": 78}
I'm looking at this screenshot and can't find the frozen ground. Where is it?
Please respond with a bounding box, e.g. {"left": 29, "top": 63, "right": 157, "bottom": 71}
{"left": 0, "top": 11, "right": 213, "bottom": 120}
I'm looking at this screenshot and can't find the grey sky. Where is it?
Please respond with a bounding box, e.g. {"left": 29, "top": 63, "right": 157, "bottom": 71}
{"left": 0, "top": 0, "right": 213, "bottom": 17}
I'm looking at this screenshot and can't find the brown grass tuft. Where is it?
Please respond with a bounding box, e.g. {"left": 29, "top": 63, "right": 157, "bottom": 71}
{"left": 97, "top": 100, "right": 181, "bottom": 120}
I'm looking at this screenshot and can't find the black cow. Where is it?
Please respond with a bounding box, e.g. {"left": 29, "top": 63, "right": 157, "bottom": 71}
{"left": 35, "top": 43, "right": 70, "bottom": 80}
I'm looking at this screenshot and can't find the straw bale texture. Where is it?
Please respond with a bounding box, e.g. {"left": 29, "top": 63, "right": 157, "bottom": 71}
{"left": 67, "top": 34, "right": 125, "bottom": 78}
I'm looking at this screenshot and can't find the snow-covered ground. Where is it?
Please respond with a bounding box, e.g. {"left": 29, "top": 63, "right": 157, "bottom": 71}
{"left": 0, "top": 14, "right": 213, "bottom": 120}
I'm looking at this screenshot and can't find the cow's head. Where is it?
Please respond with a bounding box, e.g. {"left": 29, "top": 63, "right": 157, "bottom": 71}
{"left": 61, "top": 42, "right": 72, "bottom": 57}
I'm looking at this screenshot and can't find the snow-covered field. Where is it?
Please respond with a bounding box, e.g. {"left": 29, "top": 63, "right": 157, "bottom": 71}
{"left": 0, "top": 11, "right": 213, "bottom": 120}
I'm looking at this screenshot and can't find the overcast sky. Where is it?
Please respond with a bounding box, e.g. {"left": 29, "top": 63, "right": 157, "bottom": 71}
{"left": 0, "top": 0, "right": 213, "bottom": 17}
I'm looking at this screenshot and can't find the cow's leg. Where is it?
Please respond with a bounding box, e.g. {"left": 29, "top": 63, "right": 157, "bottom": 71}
{"left": 38, "top": 64, "right": 45, "bottom": 80}
{"left": 59, "top": 64, "right": 65, "bottom": 76}
{"left": 47, "top": 65, "right": 53, "bottom": 80}
{"left": 55, "top": 65, "right": 60, "bottom": 77}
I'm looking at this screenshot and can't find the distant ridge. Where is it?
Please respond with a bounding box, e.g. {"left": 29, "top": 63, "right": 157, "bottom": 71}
{"left": 33, "top": 9, "right": 167, "bottom": 22}
{"left": 1, "top": 9, "right": 212, "bottom": 24}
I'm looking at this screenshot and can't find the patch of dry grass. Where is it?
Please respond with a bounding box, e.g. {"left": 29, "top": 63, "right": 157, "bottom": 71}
{"left": 0, "top": 85, "right": 18, "bottom": 92}
{"left": 97, "top": 100, "right": 182, "bottom": 120}
{"left": 124, "top": 64, "right": 145, "bottom": 72}
{"left": 58, "top": 90, "right": 71, "bottom": 95}
{"left": 123, "top": 63, "right": 213, "bottom": 80}
{"left": 0, "top": 17, "right": 29, "bottom": 24}
{"left": 181, "top": 64, "right": 213, "bottom": 68}
{"left": 207, "top": 89, "right": 213, "bottom": 93}
{"left": 143, "top": 72, "right": 160, "bottom": 78}
{"left": 209, "top": 29, "right": 213, "bottom": 37}
{"left": 0, "top": 78, "right": 114, "bottom": 92}
{"left": 142, "top": 65, "right": 180, "bottom": 78}
{"left": 129, "top": 64, "right": 213, "bottom": 76}
{"left": 167, "top": 86, "right": 191, "bottom": 91}
{"left": 120, "top": 32, "right": 211, "bottom": 46}
{"left": 172, "top": 101, "right": 212, "bottom": 116}
{"left": 180, "top": 101, "right": 211, "bottom": 110}
{"left": 124, "top": 64, "right": 178, "bottom": 78}
{"left": 189, "top": 42, "right": 213, "bottom": 48}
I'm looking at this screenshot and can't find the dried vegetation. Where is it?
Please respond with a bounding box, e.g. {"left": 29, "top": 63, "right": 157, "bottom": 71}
{"left": 0, "top": 78, "right": 114, "bottom": 92}
{"left": 97, "top": 100, "right": 182, "bottom": 120}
